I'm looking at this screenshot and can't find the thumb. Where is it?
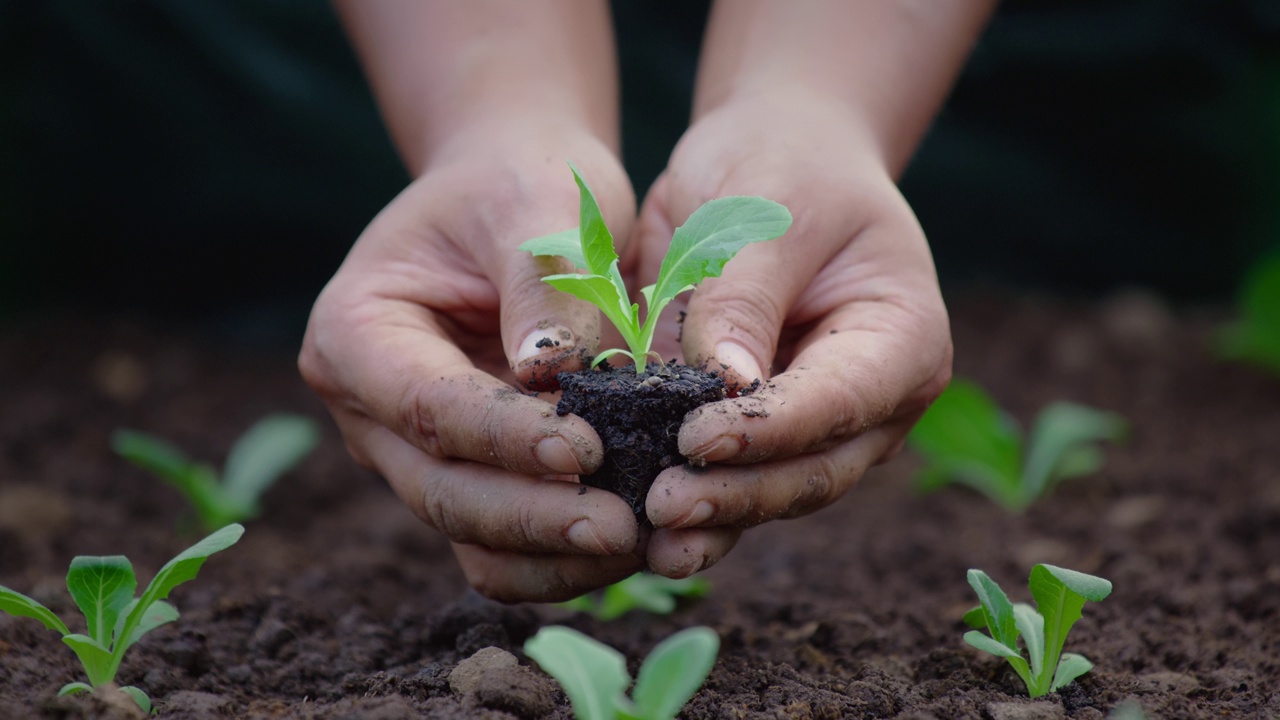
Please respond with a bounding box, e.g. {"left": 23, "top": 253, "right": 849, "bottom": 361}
{"left": 679, "top": 221, "right": 832, "bottom": 391}
{"left": 503, "top": 160, "right": 636, "bottom": 390}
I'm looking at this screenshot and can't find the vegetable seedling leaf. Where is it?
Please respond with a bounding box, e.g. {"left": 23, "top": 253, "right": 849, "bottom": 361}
{"left": 524, "top": 625, "right": 629, "bottom": 720}
{"left": 640, "top": 196, "right": 792, "bottom": 350}
{"left": 115, "top": 415, "right": 318, "bottom": 531}
{"left": 0, "top": 586, "right": 71, "bottom": 635}
{"left": 1218, "top": 253, "right": 1280, "bottom": 375}
{"left": 221, "top": 413, "right": 320, "bottom": 513}
{"left": 66, "top": 556, "right": 136, "bottom": 647}
{"left": 56, "top": 682, "right": 92, "bottom": 697}
{"left": 61, "top": 635, "right": 113, "bottom": 687}
{"left": 908, "top": 378, "right": 1125, "bottom": 512}
{"left": 966, "top": 569, "right": 1018, "bottom": 650}
{"left": 630, "top": 626, "right": 719, "bottom": 720}
{"left": 523, "top": 228, "right": 588, "bottom": 270}
{"left": 1051, "top": 653, "right": 1094, "bottom": 693}
{"left": 1023, "top": 402, "right": 1127, "bottom": 499}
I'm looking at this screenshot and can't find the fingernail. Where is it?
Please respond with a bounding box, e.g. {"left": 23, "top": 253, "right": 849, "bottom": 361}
{"left": 693, "top": 435, "right": 744, "bottom": 463}
{"left": 566, "top": 518, "right": 609, "bottom": 554}
{"left": 677, "top": 500, "right": 716, "bottom": 528}
{"left": 516, "top": 327, "right": 575, "bottom": 365}
{"left": 536, "top": 436, "right": 586, "bottom": 474}
{"left": 714, "top": 341, "right": 763, "bottom": 383}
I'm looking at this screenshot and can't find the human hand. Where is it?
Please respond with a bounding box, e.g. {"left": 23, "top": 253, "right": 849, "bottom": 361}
{"left": 625, "top": 93, "right": 954, "bottom": 577}
{"left": 299, "top": 132, "right": 647, "bottom": 602}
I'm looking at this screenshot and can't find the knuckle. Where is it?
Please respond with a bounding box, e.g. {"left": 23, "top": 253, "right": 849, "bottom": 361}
{"left": 398, "top": 376, "right": 444, "bottom": 457}
{"left": 417, "top": 475, "right": 464, "bottom": 540}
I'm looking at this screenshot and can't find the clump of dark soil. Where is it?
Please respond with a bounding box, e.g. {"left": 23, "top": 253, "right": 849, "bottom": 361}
{"left": 557, "top": 361, "right": 725, "bottom": 516}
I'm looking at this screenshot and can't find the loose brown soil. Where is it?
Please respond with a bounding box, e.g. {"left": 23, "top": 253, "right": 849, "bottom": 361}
{"left": 2, "top": 290, "right": 1278, "bottom": 719}
{"left": 557, "top": 362, "right": 725, "bottom": 517}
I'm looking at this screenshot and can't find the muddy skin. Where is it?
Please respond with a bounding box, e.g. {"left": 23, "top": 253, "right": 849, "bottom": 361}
{"left": 556, "top": 360, "right": 725, "bottom": 517}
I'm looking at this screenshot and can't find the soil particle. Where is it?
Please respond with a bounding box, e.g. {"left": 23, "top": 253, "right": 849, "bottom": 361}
{"left": 159, "top": 690, "right": 231, "bottom": 718}
{"left": 557, "top": 361, "right": 725, "bottom": 516}
{"left": 449, "top": 647, "right": 555, "bottom": 718}
{"left": 987, "top": 701, "right": 1066, "bottom": 720}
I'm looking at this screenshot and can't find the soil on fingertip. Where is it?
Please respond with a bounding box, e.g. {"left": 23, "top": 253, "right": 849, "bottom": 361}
{"left": 556, "top": 361, "right": 725, "bottom": 517}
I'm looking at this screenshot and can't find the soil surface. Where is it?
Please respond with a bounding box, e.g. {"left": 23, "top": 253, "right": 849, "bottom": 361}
{"left": 557, "top": 362, "right": 725, "bottom": 516}
{"left": 2, "top": 290, "right": 1278, "bottom": 719}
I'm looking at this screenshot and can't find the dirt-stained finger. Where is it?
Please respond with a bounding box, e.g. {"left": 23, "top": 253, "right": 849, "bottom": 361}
{"left": 645, "top": 526, "right": 742, "bottom": 579}
{"left": 453, "top": 542, "right": 645, "bottom": 603}
{"left": 649, "top": 426, "right": 899, "bottom": 530}
{"left": 356, "top": 422, "right": 638, "bottom": 556}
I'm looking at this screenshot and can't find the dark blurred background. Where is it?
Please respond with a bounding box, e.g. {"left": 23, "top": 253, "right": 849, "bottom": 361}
{"left": 2, "top": 0, "right": 1278, "bottom": 345}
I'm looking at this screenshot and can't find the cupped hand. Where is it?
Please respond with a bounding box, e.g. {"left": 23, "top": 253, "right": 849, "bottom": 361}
{"left": 299, "top": 130, "right": 646, "bottom": 602}
{"left": 625, "top": 92, "right": 954, "bottom": 578}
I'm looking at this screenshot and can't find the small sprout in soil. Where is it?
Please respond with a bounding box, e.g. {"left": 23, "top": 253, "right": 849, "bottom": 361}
{"left": 1217, "top": 253, "right": 1280, "bottom": 376}
{"left": 524, "top": 625, "right": 719, "bottom": 720}
{"left": 0, "top": 524, "right": 245, "bottom": 714}
{"left": 963, "top": 564, "right": 1112, "bottom": 699}
{"left": 559, "top": 572, "right": 710, "bottom": 621}
{"left": 906, "top": 378, "right": 1127, "bottom": 513}
{"left": 113, "top": 413, "right": 319, "bottom": 531}
{"left": 519, "top": 163, "right": 791, "bottom": 376}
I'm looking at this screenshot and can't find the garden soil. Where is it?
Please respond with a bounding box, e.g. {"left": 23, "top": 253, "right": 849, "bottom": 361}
{"left": 1, "top": 290, "right": 1277, "bottom": 719}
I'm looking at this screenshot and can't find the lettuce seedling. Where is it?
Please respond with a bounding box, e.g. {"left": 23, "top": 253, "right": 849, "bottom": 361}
{"left": 524, "top": 625, "right": 718, "bottom": 720}
{"left": 0, "top": 524, "right": 244, "bottom": 713}
{"left": 114, "top": 414, "right": 319, "bottom": 531}
{"left": 906, "top": 378, "right": 1127, "bottom": 512}
{"left": 520, "top": 163, "right": 791, "bottom": 375}
{"left": 963, "top": 564, "right": 1112, "bottom": 698}
{"left": 560, "top": 573, "right": 710, "bottom": 621}
{"left": 1217, "top": 253, "right": 1280, "bottom": 375}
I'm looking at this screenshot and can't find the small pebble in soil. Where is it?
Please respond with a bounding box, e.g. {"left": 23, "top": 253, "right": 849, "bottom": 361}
{"left": 449, "top": 647, "right": 556, "bottom": 718}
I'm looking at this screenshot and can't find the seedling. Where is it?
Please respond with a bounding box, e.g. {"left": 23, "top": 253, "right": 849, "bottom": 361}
{"left": 1217, "top": 253, "right": 1280, "bottom": 375}
{"left": 906, "top": 378, "right": 1127, "bottom": 512}
{"left": 520, "top": 163, "right": 791, "bottom": 375}
{"left": 963, "top": 564, "right": 1112, "bottom": 698}
{"left": 560, "top": 573, "right": 710, "bottom": 621}
{"left": 114, "top": 414, "right": 319, "bottom": 531}
{"left": 524, "top": 625, "right": 719, "bottom": 720}
{"left": 0, "top": 524, "right": 245, "bottom": 713}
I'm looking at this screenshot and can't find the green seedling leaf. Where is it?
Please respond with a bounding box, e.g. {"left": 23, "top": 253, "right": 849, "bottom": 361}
{"left": 62, "top": 635, "right": 113, "bottom": 687}
{"left": 1012, "top": 603, "right": 1046, "bottom": 680}
{"left": 0, "top": 586, "right": 70, "bottom": 635}
{"left": 113, "top": 430, "right": 225, "bottom": 527}
{"left": 630, "top": 626, "right": 719, "bottom": 720}
{"left": 638, "top": 196, "right": 791, "bottom": 353}
{"left": 57, "top": 682, "right": 92, "bottom": 697}
{"left": 119, "top": 685, "right": 153, "bottom": 714}
{"left": 908, "top": 379, "right": 1022, "bottom": 506}
{"left": 522, "top": 228, "right": 587, "bottom": 270}
{"left": 966, "top": 569, "right": 1019, "bottom": 650}
{"left": 115, "top": 415, "right": 318, "bottom": 531}
{"left": 524, "top": 626, "right": 629, "bottom": 720}
{"left": 112, "top": 600, "right": 178, "bottom": 655}
{"left": 1217, "top": 253, "right": 1280, "bottom": 375}
{"left": 908, "top": 379, "right": 1125, "bottom": 512}
{"left": 221, "top": 414, "right": 320, "bottom": 514}
{"left": 1023, "top": 403, "right": 1127, "bottom": 499}
{"left": 66, "top": 556, "right": 136, "bottom": 647}
{"left": 521, "top": 163, "right": 791, "bottom": 375}
{"left": 1051, "top": 653, "right": 1094, "bottom": 693}
{"left": 964, "top": 565, "right": 1111, "bottom": 698}
{"left": 961, "top": 605, "right": 987, "bottom": 629}
{"left": 560, "top": 573, "right": 710, "bottom": 621}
